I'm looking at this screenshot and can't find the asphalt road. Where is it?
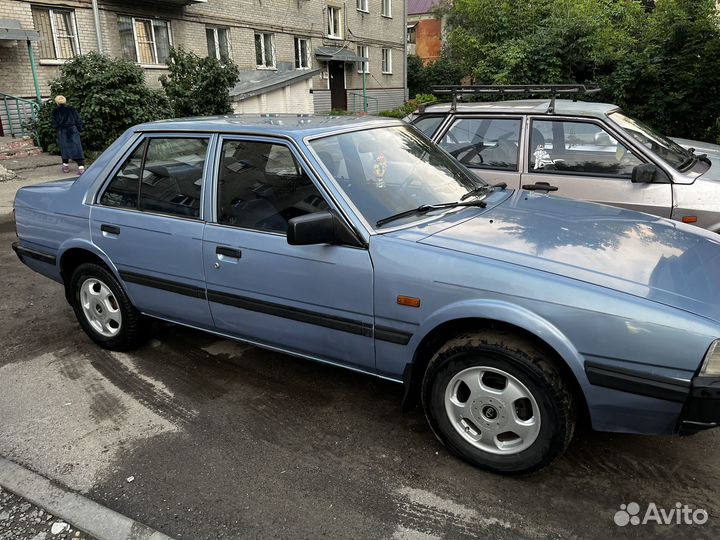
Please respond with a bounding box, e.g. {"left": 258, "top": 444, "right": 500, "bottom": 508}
{"left": 1, "top": 223, "right": 719, "bottom": 540}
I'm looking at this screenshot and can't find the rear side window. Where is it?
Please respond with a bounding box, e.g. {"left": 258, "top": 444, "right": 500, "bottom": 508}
{"left": 440, "top": 118, "right": 521, "bottom": 171}
{"left": 217, "top": 139, "right": 329, "bottom": 233}
{"left": 99, "top": 137, "right": 209, "bottom": 218}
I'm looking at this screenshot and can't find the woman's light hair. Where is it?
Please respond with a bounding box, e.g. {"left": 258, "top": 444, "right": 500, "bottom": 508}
{"left": 54, "top": 95, "right": 67, "bottom": 105}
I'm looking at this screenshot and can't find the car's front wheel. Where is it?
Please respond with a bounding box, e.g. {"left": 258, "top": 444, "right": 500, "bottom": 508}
{"left": 70, "top": 262, "right": 148, "bottom": 351}
{"left": 422, "top": 330, "right": 575, "bottom": 474}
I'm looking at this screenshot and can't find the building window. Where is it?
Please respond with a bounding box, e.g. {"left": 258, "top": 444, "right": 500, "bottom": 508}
{"left": 206, "top": 27, "right": 230, "bottom": 59}
{"left": 356, "top": 45, "right": 369, "bottom": 74}
{"left": 327, "top": 6, "right": 343, "bottom": 39}
{"left": 382, "top": 0, "right": 392, "bottom": 17}
{"left": 117, "top": 15, "right": 172, "bottom": 65}
{"left": 294, "top": 38, "right": 310, "bottom": 69}
{"left": 254, "top": 32, "right": 275, "bottom": 69}
{"left": 31, "top": 7, "right": 80, "bottom": 60}
{"left": 356, "top": 0, "right": 368, "bottom": 12}
{"left": 381, "top": 48, "right": 392, "bottom": 74}
{"left": 407, "top": 24, "right": 416, "bottom": 44}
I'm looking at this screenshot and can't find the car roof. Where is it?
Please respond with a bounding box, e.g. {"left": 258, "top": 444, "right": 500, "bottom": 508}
{"left": 133, "top": 114, "right": 404, "bottom": 139}
{"left": 420, "top": 99, "right": 620, "bottom": 118}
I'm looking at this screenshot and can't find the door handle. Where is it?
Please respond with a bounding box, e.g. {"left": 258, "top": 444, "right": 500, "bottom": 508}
{"left": 101, "top": 224, "right": 120, "bottom": 235}
{"left": 216, "top": 246, "right": 242, "bottom": 259}
{"left": 522, "top": 182, "right": 559, "bottom": 192}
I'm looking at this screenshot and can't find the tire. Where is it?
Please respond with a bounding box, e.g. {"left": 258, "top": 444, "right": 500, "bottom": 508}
{"left": 421, "top": 330, "right": 575, "bottom": 475}
{"left": 69, "top": 262, "right": 149, "bottom": 351}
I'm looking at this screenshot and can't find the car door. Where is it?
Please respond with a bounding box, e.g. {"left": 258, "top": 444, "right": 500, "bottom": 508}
{"left": 202, "top": 136, "right": 375, "bottom": 370}
{"left": 91, "top": 133, "right": 214, "bottom": 328}
{"left": 522, "top": 117, "right": 673, "bottom": 217}
{"left": 435, "top": 116, "right": 524, "bottom": 187}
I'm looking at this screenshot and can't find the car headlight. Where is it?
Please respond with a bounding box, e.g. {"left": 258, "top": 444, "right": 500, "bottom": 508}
{"left": 700, "top": 340, "right": 720, "bottom": 376}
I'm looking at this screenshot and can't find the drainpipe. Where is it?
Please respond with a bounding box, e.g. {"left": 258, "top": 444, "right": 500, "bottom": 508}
{"left": 92, "top": 0, "right": 103, "bottom": 54}
{"left": 403, "top": 0, "right": 407, "bottom": 101}
{"left": 26, "top": 41, "right": 42, "bottom": 103}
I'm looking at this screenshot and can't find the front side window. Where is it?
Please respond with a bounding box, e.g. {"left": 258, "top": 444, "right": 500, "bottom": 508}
{"left": 381, "top": 48, "right": 392, "bottom": 74}
{"left": 294, "top": 37, "right": 310, "bottom": 69}
{"left": 254, "top": 32, "right": 275, "bottom": 68}
{"left": 31, "top": 7, "right": 80, "bottom": 59}
{"left": 530, "top": 120, "right": 642, "bottom": 177}
{"left": 100, "top": 137, "right": 208, "bottom": 218}
{"left": 217, "top": 140, "right": 329, "bottom": 233}
{"left": 310, "top": 126, "right": 481, "bottom": 228}
{"left": 117, "top": 15, "right": 172, "bottom": 64}
{"left": 357, "top": 45, "right": 369, "bottom": 74}
{"left": 327, "top": 6, "right": 343, "bottom": 39}
{"left": 609, "top": 112, "right": 689, "bottom": 170}
{"left": 440, "top": 118, "right": 521, "bottom": 171}
{"left": 382, "top": 0, "right": 392, "bottom": 17}
{"left": 356, "top": 0, "right": 368, "bottom": 11}
{"left": 206, "top": 27, "right": 230, "bottom": 59}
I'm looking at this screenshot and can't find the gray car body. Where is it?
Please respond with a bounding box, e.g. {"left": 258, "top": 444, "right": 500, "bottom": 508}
{"left": 413, "top": 99, "right": 720, "bottom": 232}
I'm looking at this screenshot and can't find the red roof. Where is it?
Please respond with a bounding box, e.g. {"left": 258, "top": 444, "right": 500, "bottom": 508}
{"left": 408, "top": 0, "right": 440, "bottom": 15}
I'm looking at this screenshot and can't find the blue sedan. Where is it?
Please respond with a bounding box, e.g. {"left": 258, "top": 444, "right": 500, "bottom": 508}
{"left": 12, "top": 115, "right": 720, "bottom": 474}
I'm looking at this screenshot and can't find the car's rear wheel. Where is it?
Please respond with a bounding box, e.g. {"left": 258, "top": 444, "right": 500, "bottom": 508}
{"left": 422, "top": 330, "right": 575, "bottom": 474}
{"left": 70, "top": 262, "right": 148, "bottom": 351}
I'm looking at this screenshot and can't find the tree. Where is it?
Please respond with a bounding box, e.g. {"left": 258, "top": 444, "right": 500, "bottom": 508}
{"left": 407, "top": 54, "right": 465, "bottom": 98}
{"left": 160, "top": 47, "right": 240, "bottom": 118}
{"left": 31, "top": 52, "right": 170, "bottom": 153}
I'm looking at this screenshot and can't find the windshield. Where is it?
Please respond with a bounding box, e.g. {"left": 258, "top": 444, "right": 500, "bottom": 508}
{"left": 310, "top": 126, "right": 483, "bottom": 228}
{"left": 609, "top": 112, "right": 690, "bottom": 170}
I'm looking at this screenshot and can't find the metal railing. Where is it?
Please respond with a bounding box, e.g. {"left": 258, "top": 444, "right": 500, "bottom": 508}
{"left": 349, "top": 92, "right": 379, "bottom": 114}
{"left": 1, "top": 92, "right": 41, "bottom": 140}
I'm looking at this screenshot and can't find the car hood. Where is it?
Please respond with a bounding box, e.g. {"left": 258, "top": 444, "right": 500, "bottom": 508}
{"left": 671, "top": 137, "right": 720, "bottom": 157}
{"left": 418, "top": 193, "right": 720, "bottom": 323}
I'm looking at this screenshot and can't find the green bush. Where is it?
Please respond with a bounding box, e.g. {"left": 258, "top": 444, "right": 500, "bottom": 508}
{"left": 378, "top": 94, "right": 439, "bottom": 119}
{"left": 30, "top": 52, "right": 171, "bottom": 153}
{"left": 441, "top": 0, "right": 720, "bottom": 142}
{"left": 160, "top": 47, "right": 240, "bottom": 118}
{"left": 407, "top": 54, "right": 465, "bottom": 98}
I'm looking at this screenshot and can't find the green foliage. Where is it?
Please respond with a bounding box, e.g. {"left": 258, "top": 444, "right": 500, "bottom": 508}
{"left": 407, "top": 54, "right": 465, "bottom": 97}
{"left": 160, "top": 47, "right": 240, "bottom": 118}
{"left": 378, "top": 94, "right": 438, "bottom": 118}
{"left": 442, "top": 0, "right": 720, "bottom": 142}
{"left": 601, "top": 0, "right": 720, "bottom": 142}
{"left": 30, "top": 52, "right": 171, "bottom": 153}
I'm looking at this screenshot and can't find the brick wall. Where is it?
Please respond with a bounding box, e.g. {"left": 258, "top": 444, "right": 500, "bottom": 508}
{"left": 1, "top": 0, "right": 406, "bottom": 110}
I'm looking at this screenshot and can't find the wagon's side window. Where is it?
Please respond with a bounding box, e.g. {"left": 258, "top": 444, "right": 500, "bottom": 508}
{"left": 216, "top": 139, "right": 329, "bottom": 233}
{"left": 99, "top": 140, "right": 146, "bottom": 209}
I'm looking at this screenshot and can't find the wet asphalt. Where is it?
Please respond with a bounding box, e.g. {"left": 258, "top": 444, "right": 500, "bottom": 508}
{"left": 1, "top": 225, "right": 719, "bottom": 540}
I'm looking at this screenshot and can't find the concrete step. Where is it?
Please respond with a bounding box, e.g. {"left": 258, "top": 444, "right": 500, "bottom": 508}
{"left": 0, "top": 136, "right": 43, "bottom": 160}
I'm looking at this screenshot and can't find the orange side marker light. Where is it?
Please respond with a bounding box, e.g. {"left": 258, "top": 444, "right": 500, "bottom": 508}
{"left": 397, "top": 295, "right": 421, "bottom": 308}
{"left": 682, "top": 216, "right": 698, "bottom": 224}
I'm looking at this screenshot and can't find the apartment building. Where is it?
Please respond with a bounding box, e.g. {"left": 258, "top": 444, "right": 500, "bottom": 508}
{"left": 0, "top": 0, "right": 406, "bottom": 118}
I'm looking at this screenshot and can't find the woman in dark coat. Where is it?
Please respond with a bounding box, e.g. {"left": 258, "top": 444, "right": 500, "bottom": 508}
{"left": 52, "top": 95, "right": 85, "bottom": 175}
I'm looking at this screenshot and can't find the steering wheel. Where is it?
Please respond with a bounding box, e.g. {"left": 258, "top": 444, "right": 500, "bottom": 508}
{"left": 450, "top": 142, "right": 485, "bottom": 165}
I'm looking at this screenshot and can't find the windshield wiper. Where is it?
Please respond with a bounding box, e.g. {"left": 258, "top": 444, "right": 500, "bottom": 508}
{"left": 376, "top": 200, "right": 487, "bottom": 228}
{"left": 460, "top": 182, "right": 507, "bottom": 201}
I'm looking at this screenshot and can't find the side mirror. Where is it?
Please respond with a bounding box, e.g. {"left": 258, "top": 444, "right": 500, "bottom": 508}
{"left": 287, "top": 211, "right": 362, "bottom": 247}
{"left": 631, "top": 163, "right": 667, "bottom": 184}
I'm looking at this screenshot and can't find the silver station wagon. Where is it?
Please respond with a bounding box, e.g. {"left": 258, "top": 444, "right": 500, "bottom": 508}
{"left": 411, "top": 85, "right": 720, "bottom": 232}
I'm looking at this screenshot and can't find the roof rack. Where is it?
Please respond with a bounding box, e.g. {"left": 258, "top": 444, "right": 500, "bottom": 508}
{"left": 430, "top": 84, "right": 601, "bottom": 114}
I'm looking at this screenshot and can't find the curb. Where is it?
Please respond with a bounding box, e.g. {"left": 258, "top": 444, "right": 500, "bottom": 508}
{"left": 0, "top": 457, "right": 175, "bottom": 540}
